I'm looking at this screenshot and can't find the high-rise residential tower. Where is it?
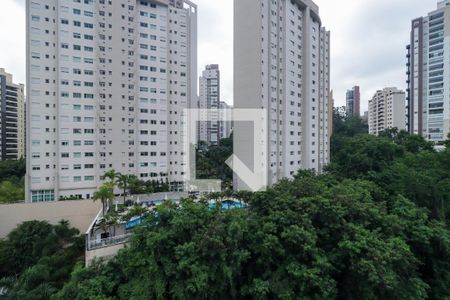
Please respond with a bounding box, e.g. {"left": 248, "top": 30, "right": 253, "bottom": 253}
{"left": 234, "top": 0, "right": 330, "bottom": 190}
{"left": 346, "top": 85, "right": 360, "bottom": 117}
{"left": 198, "top": 64, "right": 220, "bottom": 145}
{"left": 406, "top": 0, "right": 450, "bottom": 143}
{"left": 328, "top": 90, "right": 334, "bottom": 137}
{"left": 26, "top": 0, "right": 197, "bottom": 202}
{"left": 368, "top": 87, "right": 406, "bottom": 136}
{"left": 219, "top": 101, "right": 232, "bottom": 140}
{"left": 0, "top": 68, "right": 25, "bottom": 161}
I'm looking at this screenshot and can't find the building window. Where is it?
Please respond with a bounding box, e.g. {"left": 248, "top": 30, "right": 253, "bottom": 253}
{"left": 31, "top": 190, "right": 54, "bottom": 202}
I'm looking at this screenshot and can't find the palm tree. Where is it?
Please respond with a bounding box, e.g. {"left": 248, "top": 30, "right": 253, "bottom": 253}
{"left": 104, "top": 169, "right": 118, "bottom": 181}
{"left": 93, "top": 182, "right": 114, "bottom": 215}
{"left": 128, "top": 175, "right": 142, "bottom": 195}
{"left": 116, "top": 174, "right": 135, "bottom": 203}
{"left": 105, "top": 214, "right": 118, "bottom": 236}
{"left": 96, "top": 217, "right": 110, "bottom": 238}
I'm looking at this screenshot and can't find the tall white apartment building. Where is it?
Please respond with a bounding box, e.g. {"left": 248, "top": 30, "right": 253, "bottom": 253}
{"left": 0, "top": 68, "right": 25, "bottom": 160}
{"left": 26, "top": 0, "right": 197, "bottom": 202}
{"left": 328, "top": 90, "right": 334, "bottom": 137}
{"left": 198, "top": 64, "right": 220, "bottom": 145}
{"left": 219, "top": 101, "right": 232, "bottom": 139}
{"left": 406, "top": 0, "right": 450, "bottom": 143}
{"left": 368, "top": 87, "right": 406, "bottom": 136}
{"left": 234, "top": 0, "right": 331, "bottom": 190}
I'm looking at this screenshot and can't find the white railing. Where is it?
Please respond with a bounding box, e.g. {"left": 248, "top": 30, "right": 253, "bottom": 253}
{"left": 87, "top": 233, "right": 133, "bottom": 251}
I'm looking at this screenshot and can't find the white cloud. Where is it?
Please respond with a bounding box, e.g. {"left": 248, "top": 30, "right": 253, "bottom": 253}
{"left": 196, "top": 0, "right": 233, "bottom": 104}
{"left": 316, "top": 0, "right": 436, "bottom": 112}
{"left": 0, "top": 0, "right": 26, "bottom": 84}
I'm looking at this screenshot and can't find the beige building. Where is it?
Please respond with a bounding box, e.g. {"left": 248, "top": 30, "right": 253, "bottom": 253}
{"left": 368, "top": 87, "right": 406, "bottom": 135}
{"left": 0, "top": 68, "right": 25, "bottom": 160}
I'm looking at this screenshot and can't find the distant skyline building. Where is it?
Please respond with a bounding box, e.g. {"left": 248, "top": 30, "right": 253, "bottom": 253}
{"left": 198, "top": 64, "right": 220, "bottom": 145}
{"left": 234, "top": 0, "right": 331, "bottom": 190}
{"left": 0, "top": 68, "right": 25, "bottom": 161}
{"left": 219, "top": 101, "right": 232, "bottom": 140}
{"left": 368, "top": 87, "right": 406, "bottom": 135}
{"left": 346, "top": 85, "right": 360, "bottom": 117}
{"left": 362, "top": 110, "right": 369, "bottom": 124}
{"left": 406, "top": 0, "right": 450, "bottom": 143}
{"left": 26, "top": 0, "right": 197, "bottom": 202}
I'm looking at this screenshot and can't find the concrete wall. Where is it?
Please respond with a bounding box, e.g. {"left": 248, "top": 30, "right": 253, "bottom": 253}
{"left": 85, "top": 243, "right": 125, "bottom": 266}
{"left": 0, "top": 200, "right": 101, "bottom": 238}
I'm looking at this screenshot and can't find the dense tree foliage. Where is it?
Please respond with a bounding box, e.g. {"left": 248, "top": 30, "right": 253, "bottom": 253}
{"left": 53, "top": 172, "right": 450, "bottom": 299}
{"left": 196, "top": 137, "right": 233, "bottom": 187}
{"left": 328, "top": 112, "right": 450, "bottom": 223}
{"left": 128, "top": 178, "right": 170, "bottom": 195}
{"left": 52, "top": 115, "right": 450, "bottom": 299}
{"left": 0, "top": 221, "right": 84, "bottom": 299}
{"left": 0, "top": 179, "right": 24, "bottom": 203}
{"left": 0, "top": 159, "right": 25, "bottom": 182}
{"left": 0, "top": 159, "right": 25, "bottom": 203}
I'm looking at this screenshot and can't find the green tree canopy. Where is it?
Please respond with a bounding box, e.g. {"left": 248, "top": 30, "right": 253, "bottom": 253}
{"left": 0, "top": 221, "right": 84, "bottom": 299}
{"left": 0, "top": 159, "right": 25, "bottom": 182}
{"left": 54, "top": 173, "right": 450, "bottom": 299}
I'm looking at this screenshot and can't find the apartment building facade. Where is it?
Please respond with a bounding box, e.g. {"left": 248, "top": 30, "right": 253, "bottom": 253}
{"left": 219, "top": 101, "right": 232, "bottom": 140}
{"left": 346, "top": 85, "right": 360, "bottom": 117}
{"left": 0, "top": 68, "right": 25, "bottom": 161}
{"left": 26, "top": 0, "right": 197, "bottom": 202}
{"left": 328, "top": 90, "right": 334, "bottom": 137}
{"left": 406, "top": 0, "right": 450, "bottom": 143}
{"left": 198, "top": 64, "right": 220, "bottom": 145}
{"left": 368, "top": 87, "right": 406, "bottom": 135}
{"left": 234, "top": 0, "right": 330, "bottom": 190}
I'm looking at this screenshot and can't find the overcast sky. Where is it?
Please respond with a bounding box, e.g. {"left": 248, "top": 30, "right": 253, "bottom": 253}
{"left": 0, "top": 0, "right": 438, "bottom": 112}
